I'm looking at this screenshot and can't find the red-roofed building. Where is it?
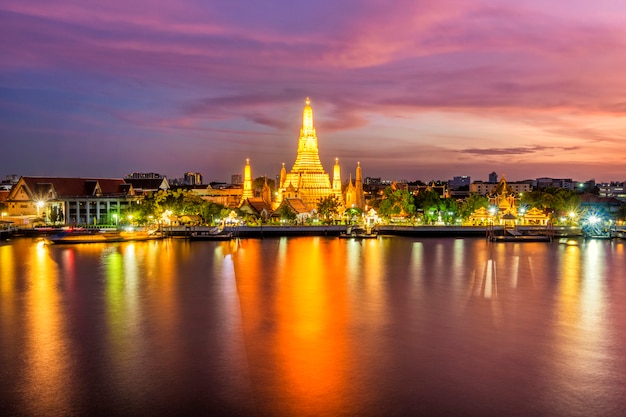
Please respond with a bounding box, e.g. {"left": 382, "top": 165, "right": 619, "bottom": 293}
{"left": 5, "top": 176, "right": 139, "bottom": 226}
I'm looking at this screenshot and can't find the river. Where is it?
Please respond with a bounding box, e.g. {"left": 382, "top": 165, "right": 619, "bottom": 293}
{"left": 1, "top": 236, "right": 625, "bottom": 416}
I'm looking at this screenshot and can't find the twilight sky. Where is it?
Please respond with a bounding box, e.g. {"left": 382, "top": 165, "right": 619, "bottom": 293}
{"left": 1, "top": 0, "right": 625, "bottom": 183}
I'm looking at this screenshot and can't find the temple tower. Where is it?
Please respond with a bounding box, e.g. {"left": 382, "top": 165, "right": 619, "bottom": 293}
{"left": 355, "top": 161, "right": 365, "bottom": 208}
{"left": 333, "top": 157, "right": 342, "bottom": 194}
{"left": 290, "top": 97, "right": 326, "bottom": 173}
{"left": 276, "top": 98, "right": 334, "bottom": 209}
{"left": 261, "top": 177, "right": 272, "bottom": 204}
{"left": 241, "top": 158, "right": 253, "bottom": 203}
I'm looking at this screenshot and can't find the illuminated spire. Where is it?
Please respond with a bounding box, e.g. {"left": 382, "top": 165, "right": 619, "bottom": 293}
{"left": 302, "top": 97, "right": 314, "bottom": 136}
{"left": 280, "top": 162, "right": 286, "bottom": 187}
{"left": 241, "top": 158, "right": 253, "bottom": 203}
{"left": 333, "top": 157, "right": 342, "bottom": 192}
{"left": 292, "top": 97, "right": 325, "bottom": 173}
{"left": 276, "top": 97, "right": 334, "bottom": 210}
{"left": 355, "top": 161, "right": 364, "bottom": 209}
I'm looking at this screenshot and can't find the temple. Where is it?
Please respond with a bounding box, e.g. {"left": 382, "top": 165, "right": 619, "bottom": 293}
{"left": 275, "top": 97, "right": 355, "bottom": 210}
{"left": 239, "top": 98, "right": 365, "bottom": 214}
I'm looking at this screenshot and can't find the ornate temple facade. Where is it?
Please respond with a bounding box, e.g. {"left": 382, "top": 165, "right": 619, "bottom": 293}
{"left": 239, "top": 98, "right": 365, "bottom": 214}
{"left": 274, "top": 97, "right": 363, "bottom": 211}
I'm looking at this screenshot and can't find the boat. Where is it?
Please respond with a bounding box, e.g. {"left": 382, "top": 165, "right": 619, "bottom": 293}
{"left": 189, "top": 227, "right": 233, "bottom": 241}
{"left": 489, "top": 235, "right": 552, "bottom": 242}
{"left": 339, "top": 226, "right": 378, "bottom": 239}
{"left": 45, "top": 229, "right": 124, "bottom": 244}
{"left": 489, "top": 228, "right": 552, "bottom": 242}
{"left": 118, "top": 229, "right": 163, "bottom": 241}
{"left": 45, "top": 228, "right": 162, "bottom": 244}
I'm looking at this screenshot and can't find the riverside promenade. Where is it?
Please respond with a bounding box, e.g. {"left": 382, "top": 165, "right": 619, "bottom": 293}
{"left": 11, "top": 224, "right": 582, "bottom": 239}
{"left": 170, "top": 224, "right": 580, "bottom": 238}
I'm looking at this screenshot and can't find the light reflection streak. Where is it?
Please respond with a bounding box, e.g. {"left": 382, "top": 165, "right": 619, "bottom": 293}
{"left": 102, "top": 244, "right": 147, "bottom": 402}
{"left": 22, "top": 241, "right": 75, "bottom": 416}
{"left": 410, "top": 241, "right": 423, "bottom": 281}
{"left": 510, "top": 256, "right": 519, "bottom": 288}
{"left": 544, "top": 241, "right": 613, "bottom": 414}
{"left": 233, "top": 238, "right": 352, "bottom": 416}
{"left": 0, "top": 243, "right": 16, "bottom": 327}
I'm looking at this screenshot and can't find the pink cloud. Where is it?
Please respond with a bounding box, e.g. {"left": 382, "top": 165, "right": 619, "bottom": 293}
{"left": 1, "top": 1, "right": 625, "bottom": 181}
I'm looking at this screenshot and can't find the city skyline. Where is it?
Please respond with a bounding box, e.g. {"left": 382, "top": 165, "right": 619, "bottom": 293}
{"left": 1, "top": 1, "right": 625, "bottom": 183}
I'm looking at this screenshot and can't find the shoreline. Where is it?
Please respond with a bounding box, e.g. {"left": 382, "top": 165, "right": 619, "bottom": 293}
{"left": 10, "top": 225, "right": 582, "bottom": 239}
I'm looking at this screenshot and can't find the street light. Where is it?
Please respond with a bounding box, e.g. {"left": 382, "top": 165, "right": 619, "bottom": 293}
{"left": 36, "top": 200, "right": 44, "bottom": 217}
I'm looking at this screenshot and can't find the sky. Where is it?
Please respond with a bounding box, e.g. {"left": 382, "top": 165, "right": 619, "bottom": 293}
{"left": 1, "top": 0, "right": 625, "bottom": 183}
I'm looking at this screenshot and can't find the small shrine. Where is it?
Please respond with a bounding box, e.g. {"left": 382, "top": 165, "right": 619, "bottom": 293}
{"left": 520, "top": 207, "right": 549, "bottom": 225}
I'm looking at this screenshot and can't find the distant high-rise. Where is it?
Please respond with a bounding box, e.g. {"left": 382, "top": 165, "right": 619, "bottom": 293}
{"left": 449, "top": 175, "right": 470, "bottom": 188}
{"left": 488, "top": 172, "right": 498, "bottom": 183}
{"left": 184, "top": 172, "right": 203, "bottom": 185}
{"left": 231, "top": 174, "right": 242, "bottom": 185}
{"left": 126, "top": 172, "right": 164, "bottom": 179}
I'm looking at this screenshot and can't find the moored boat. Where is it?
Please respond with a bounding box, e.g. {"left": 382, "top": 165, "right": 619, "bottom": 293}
{"left": 45, "top": 228, "right": 162, "bottom": 244}
{"left": 339, "top": 226, "right": 378, "bottom": 239}
{"left": 189, "top": 227, "right": 233, "bottom": 241}
{"left": 45, "top": 229, "right": 124, "bottom": 244}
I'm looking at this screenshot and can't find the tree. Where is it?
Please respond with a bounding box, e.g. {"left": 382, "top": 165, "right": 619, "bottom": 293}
{"left": 459, "top": 194, "right": 489, "bottom": 220}
{"left": 520, "top": 188, "right": 580, "bottom": 220}
{"left": 252, "top": 177, "right": 276, "bottom": 194}
{"left": 198, "top": 202, "right": 228, "bottom": 225}
{"left": 414, "top": 189, "right": 441, "bottom": 224}
{"left": 132, "top": 188, "right": 207, "bottom": 225}
{"left": 317, "top": 195, "right": 341, "bottom": 224}
{"left": 439, "top": 198, "right": 460, "bottom": 224}
{"left": 277, "top": 204, "right": 297, "bottom": 223}
{"left": 378, "top": 187, "right": 416, "bottom": 219}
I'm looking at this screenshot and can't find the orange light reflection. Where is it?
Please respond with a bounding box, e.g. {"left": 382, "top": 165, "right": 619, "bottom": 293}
{"left": 22, "top": 241, "right": 75, "bottom": 416}
{"left": 233, "top": 237, "right": 353, "bottom": 416}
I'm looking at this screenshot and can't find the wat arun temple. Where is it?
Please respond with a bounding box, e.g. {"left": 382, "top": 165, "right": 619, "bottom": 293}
{"left": 240, "top": 98, "right": 365, "bottom": 213}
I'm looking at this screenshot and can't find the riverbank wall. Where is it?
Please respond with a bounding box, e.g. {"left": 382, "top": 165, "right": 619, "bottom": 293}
{"left": 11, "top": 225, "right": 583, "bottom": 239}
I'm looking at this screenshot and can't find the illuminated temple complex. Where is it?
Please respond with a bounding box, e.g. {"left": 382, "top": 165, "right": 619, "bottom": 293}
{"left": 240, "top": 97, "right": 365, "bottom": 213}
{"left": 241, "top": 98, "right": 364, "bottom": 213}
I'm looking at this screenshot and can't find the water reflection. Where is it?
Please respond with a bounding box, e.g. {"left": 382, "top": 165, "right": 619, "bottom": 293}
{"left": 21, "top": 241, "right": 75, "bottom": 416}
{"left": 2, "top": 237, "right": 626, "bottom": 416}
{"left": 232, "top": 237, "right": 353, "bottom": 416}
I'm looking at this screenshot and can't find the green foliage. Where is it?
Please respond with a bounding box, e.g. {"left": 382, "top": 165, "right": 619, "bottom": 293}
{"left": 278, "top": 204, "right": 297, "bottom": 223}
{"left": 439, "top": 198, "right": 460, "bottom": 224}
{"left": 520, "top": 188, "right": 580, "bottom": 216}
{"left": 317, "top": 195, "right": 341, "bottom": 223}
{"left": 126, "top": 188, "right": 228, "bottom": 225}
{"left": 378, "top": 187, "right": 416, "bottom": 219}
{"left": 253, "top": 177, "right": 275, "bottom": 193}
{"left": 459, "top": 194, "right": 489, "bottom": 219}
{"left": 414, "top": 189, "right": 440, "bottom": 223}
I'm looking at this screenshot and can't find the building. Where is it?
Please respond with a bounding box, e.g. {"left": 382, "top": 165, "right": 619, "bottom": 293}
{"left": 231, "top": 174, "right": 242, "bottom": 186}
{"left": 126, "top": 172, "right": 163, "bottom": 179}
{"left": 535, "top": 177, "right": 576, "bottom": 190}
{"left": 449, "top": 176, "right": 471, "bottom": 188}
{"left": 598, "top": 182, "right": 626, "bottom": 202}
{"left": 124, "top": 176, "right": 169, "bottom": 195}
{"left": 274, "top": 98, "right": 364, "bottom": 210}
{"left": 184, "top": 172, "right": 203, "bottom": 185}
{"left": 4, "top": 176, "right": 138, "bottom": 225}
{"left": 471, "top": 178, "right": 532, "bottom": 196}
